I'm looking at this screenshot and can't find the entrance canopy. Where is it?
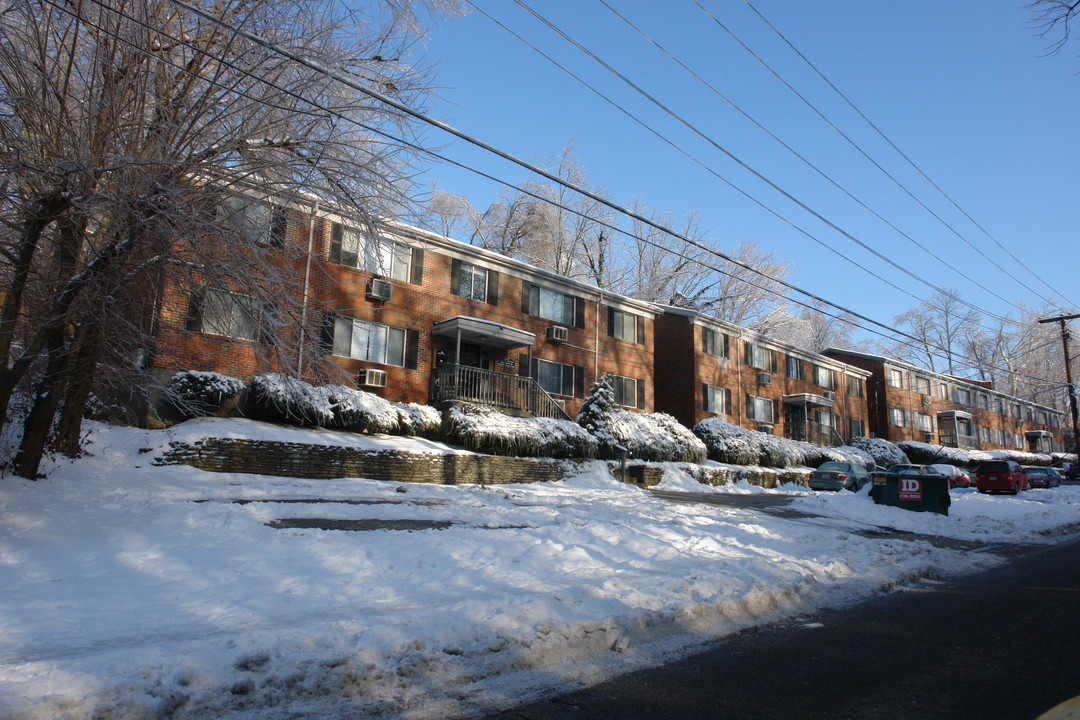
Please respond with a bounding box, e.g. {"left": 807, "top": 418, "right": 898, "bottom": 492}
{"left": 432, "top": 316, "right": 534, "bottom": 349}
{"left": 782, "top": 393, "right": 834, "bottom": 408}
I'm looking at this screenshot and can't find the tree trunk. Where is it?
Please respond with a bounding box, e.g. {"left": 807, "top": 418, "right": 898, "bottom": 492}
{"left": 53, "top": 324, "right": 102, "bottom": 456}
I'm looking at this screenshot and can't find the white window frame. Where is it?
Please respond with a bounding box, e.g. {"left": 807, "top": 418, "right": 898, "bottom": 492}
{"left": 201, "top": 288, "right": 261, "bottom": 342}
{"left": 332, "top": 223, "right": 411, "bottom": 281}
{"left": 457, "top": 261, "right": 488, "bottom": 301}
{"left": 610, "top": 308, "right": 643, "bottom": 343}
{"left": 610, "top": 374, "right": 640, "bottom": 408}
{"left": 703, "top": 385, "right": 728, "bottom": 415}
{"left": 747, "top": 394, "right": 776, "bottom": 423}
{"left": 332, "top": 316, "right": 406, "bottom": 367}
{"left": 889, "top": 406, "right": 907, "bottom": 427}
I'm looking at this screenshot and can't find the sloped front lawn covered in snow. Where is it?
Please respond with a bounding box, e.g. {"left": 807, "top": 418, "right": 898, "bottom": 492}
{"left": 2, "top": 419, "right": 1079, "bottom": 720}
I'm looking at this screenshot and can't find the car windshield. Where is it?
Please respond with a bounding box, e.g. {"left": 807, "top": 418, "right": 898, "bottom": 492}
{"left": 1025, "top": 468, "right": 1048, "bottom": 475}
{"left": 887, "top": 465, "right": 919, "bottom": 474}
{"left": 976, "top": 462, "right": 1011, "bottom": 473}
{"left": 817, "top": 462, "right": 851, "bottom": 472}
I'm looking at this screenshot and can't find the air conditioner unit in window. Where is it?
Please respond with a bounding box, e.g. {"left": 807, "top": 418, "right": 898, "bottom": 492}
{"left": 757, "top": 423, "right": 774, "bottom": 435}
{"left": 546, "top": 325, "right": 569, "bottom": 342}
{"left": 922, "top": 395, "right": 932, "bottom": 405}
{"left": 923, "top": 433, "right": 934, "bottom": 443}
{"left": 824, "top": 390, "right": 836, "bottom": 402}
{"left": 552, "top": 398, "right": 566, "bottom": 411}
{"left": 366, "top": 278, "right": 393, "bottom": 301}
{"left": 358, "top": 368, "right": 388, "bottom": 388}
{"left": 757, "top": 372, "right": 772, "bottom": 385}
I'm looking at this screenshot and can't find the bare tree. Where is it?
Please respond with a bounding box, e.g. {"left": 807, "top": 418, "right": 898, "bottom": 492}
{"left": 891, "top": 289, "right": 982, "bottom": 376}
{"left": 770, "top": 301, "right": 863, "bottom": 353}
{"left": 0, "top": 0, "right": 454, "bottom": 476}
{"left": 1029, "top": 0, "right": 1080, "bottom": 54}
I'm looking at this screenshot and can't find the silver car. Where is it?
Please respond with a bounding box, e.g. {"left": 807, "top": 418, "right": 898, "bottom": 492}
{"left": 809, "top": 461, "right": 870, "bottom": 492}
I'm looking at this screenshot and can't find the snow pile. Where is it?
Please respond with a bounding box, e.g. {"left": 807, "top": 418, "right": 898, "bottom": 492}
{"left": 2, "top": 419, "right": 1079, "bottom": 720}
{"left": 848, "top": 436, "right": 907, "bottom": 468}
{"left": 444, "top": 402, "right": 598, "bottom": 458}
{"left": 606, "top": 409, "right": 706, "bottom": 463}
{"left": 249, "top": 372, "right": 335, "bottom": 426}
{"left": 166, "top": 371, "right": 245, "bottom": 418}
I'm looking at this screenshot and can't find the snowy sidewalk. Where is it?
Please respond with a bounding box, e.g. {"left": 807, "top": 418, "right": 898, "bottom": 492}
{"left": 2, "top": 419, "right": 1079, "bottom": 720}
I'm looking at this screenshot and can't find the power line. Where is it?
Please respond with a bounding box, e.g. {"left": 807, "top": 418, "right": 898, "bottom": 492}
{"left": 505, "top": 0, "right": 1020, "bottom": 328}
{"left": 45, "top": 0, "right": 1067, "bottom": 392}
{"left": 698, "top": 0, "right": 1075, "bottom": 310}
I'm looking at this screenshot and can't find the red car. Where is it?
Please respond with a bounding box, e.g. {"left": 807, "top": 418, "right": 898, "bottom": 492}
{"left": 1023, "top": 466, "right": 1063, "bottom": 489}
{"left": 973, "top": 460, "right": 1028, "bottom": 495}
{"left": 929, "top": 463, "right": 971, "bottom": 489}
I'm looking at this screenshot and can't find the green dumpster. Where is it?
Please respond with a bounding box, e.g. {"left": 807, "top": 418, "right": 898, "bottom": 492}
{"left": 870, "top": 473, "right": 951, "bottom": 516}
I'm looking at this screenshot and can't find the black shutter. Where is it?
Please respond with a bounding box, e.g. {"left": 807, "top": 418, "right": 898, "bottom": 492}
{"left": 450, "top": 259, "right": 462, "bottom": 297}
{"left": 410, "top": 248, "right": 424, "bottom": 285}
{"left": 270, "top": 206, "right": 287, "bottom": 248}
{"left": 521, "top": 282, "right": 532, "bottom": 314}
{"left": 607, "top": 306, "right": 615, "bottom": 337}
{"left": 574, "top": 296, "right": 585, "bottom": 329}
{"left": 259, "top": 300, "right": 276, "bottom": 346}
{"left": 318, "top": 312, "right": 335, "bottom": 354}
{"left": 487, "top": 270, "right": 499, "bottom": 306}
{"left": 636, "top": 378, "right": 646, "bottom": 410}
{"left": 185, "top": 289, "right": 204, "bottom": 332}
{"left": 574, "top": 365, "right": 585, "bottom": 398}
{"left": 723, "top": 334, "right": 730, "bottom": 358}
{"left": 702, "top": 383, "right": 711, "bottom": 412}
{"left": 329, "top": 223, "right": 343, "bottom": 263}
{"left": 404, "top": 328, "right": 419, "bottom": 369}
{"left": 561, "top": 366, "right": 574, "bottom": 397}
{"left": 636, "top": 315, "right": 645, "bottom": 344}
{"left": 518, "top": 353, "right": 529, "bottom": 377}
{"left": 725, "top": 389, "right": 732, "bottom": 416}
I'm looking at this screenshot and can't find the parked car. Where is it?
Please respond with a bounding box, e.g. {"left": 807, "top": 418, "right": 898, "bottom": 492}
{"left": 972, "top": 460, "right": 1028, "bottom": 495}
{"left": 881, "top": 464, "right": 946, "bottom": 477}
{"left": 928, "top": 463, "right": 971, "bottom": 489}
{"left": 809, "top": 461, "right": 871, "bottom": 492}
{"left": 1023, "top": 466, "right": 1063, "bottom": 489}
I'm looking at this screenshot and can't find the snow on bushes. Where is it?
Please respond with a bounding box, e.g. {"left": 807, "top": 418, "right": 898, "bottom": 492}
{"left": 848, "top": 436, "right": 907, "bottom": 468}
{"left": 694, "top": 417, "right": 877, "bottom": 469}
{"left": 897, "top": 441, "right": 1056, "bottom": 468}
{"left": 606, "top": 409, "right": 707, "bottom": 463}
{"left": 166, "top": 370, "right": 244, "bottom": 418}
{"left": 444, "top": 403, "right": 598, "bottom": 458}
{"left": 247, "top": 374, "right": 439, "bottom": 437}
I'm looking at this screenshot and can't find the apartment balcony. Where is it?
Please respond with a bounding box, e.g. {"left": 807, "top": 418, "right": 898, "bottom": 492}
{"left": 939, "top": 432, "right": 979, "bottom": 449}
{"left": 784, "top": 420, "right": 844, "bottom": 447}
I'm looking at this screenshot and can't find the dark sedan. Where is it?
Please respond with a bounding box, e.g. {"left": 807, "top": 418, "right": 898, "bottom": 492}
{"left": 809, "top": 462, "right": 871, "bottom": 492}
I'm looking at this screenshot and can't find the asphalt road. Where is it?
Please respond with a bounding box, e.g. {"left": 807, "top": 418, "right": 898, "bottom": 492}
{"left": 482, "top": 532, "right": 1080, "bottom": 720}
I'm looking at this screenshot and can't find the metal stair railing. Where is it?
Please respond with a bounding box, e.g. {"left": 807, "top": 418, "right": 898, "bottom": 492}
{"left": 431, "top": 364, "right": 572, "bottom": 420}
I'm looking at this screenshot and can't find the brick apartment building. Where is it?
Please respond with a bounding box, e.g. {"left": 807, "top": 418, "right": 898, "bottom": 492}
{"left": 149, "top": 195, "right": 657, "bottom": 420}
{"left": 822, "top": 349, "right": 1066, "bottom": 453}
{"left": 654, "top": 307, "right": 871, "bottom": 445}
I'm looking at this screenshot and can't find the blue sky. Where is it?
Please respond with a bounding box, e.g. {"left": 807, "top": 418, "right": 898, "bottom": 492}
{"left": 408, "top": 1, "right": 1079, "bottom": 335}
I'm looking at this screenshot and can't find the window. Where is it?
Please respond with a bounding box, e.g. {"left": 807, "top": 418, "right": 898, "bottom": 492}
{"left": 914, "top": 376, "right": 931, "bottom": 395}
{"left": 188, "top": 288, "right": 267, "bottom": 342}
{"left": 956, "top": 418, "right": 973, "bottom": 437}
{"left": 937, "top": 382, "right": 950, "bottom": 400}
{"left": 979, "top": 426, "right": 991, "bottom": 443}
{"left": 525, "top": 357, "right": 584, "bottom": 398}
{"left": 889, "top": 407, "right": 907, "bottom": 427}
{"left": 452, "top": 260, "right": 496, "bottom": 303}
{"left": 954, "top": 387, "right": 972, "bottom": 406}
{"left": 523, "top": 283, "right": 583, "bottom": 327}
{"left": 786, "top": 356, "right": 804, "bottom": 380}
{"left": 703, "top": 328, "right": 730, "bottom": 357}
{"left": 815, "top": 410, "right": 834, "bottom": 428}
{"left": 703, "top": 385, "right": 731, "bottom": 415}
{"left": 332, "top": 316, "right": 408, "bottom": 367}
{"left": 848, "top": 418, "right": 865, "bottom": 439}
{"left": 610, "top": 374, "right": 644, "bottom": 408}
{"left": 846, "top": 375, "right": 864, "bottom": 397}
{"left": 914, "top": 412, "right": 934, "bottom": 432}
{"left": 218, "top": 196, "right": 287, "bottom": 247}
{"left": 746, "top": 394, "right": 776, "bottom": 423}
{"left": 608, "top": 308, "right": 645, "bottom": 343}
{"left": 1011, "top": 403, "right": 1022, "bottom": 419}
{"left": 813, "top": 364, "right": 837, "bottom": 390}
{"left": 329, "top": 222, "right": 416, "bottom": 282}
{"left": 977, "top": 393, "right": 990, "bottom": 410}
{"left": 887, "top": 368, "right": 905, "bottom": 388}
{"left": 744, "top": 343, "right": 777, "bottom": 372}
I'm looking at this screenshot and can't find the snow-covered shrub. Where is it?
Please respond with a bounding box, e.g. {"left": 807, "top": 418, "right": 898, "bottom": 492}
{"left": 396, "top": 402, "right": 441, "bottom": 437}
{"left": 898, "top": 441, "right": 976, "bottom": 466}
{"left": 807, "top": 444, "right": 875, "bottom": 470}
{"left": 607, "top": 409, "right": 707, "bottom": 463}
{"left": 327, "top": 385, "right": 404, "bottom": 434}
{"left": 248, "top": 374, "right": 334, "bottom": 427}
{"left": 988, "top": 448, "right": 1052, "bottom": 466}
{"left": 848, "top": 436, "right": 906, "bottom": 469}
{"left": 577, "top": 376, "right": 618, "bottom": 457}
{"left": 695, "top": 417, "right": 876, "bottom": 469}
{"left": 693, "top": 418, "right": 761, "bottom": 465}
{"left": 166, "top": 371, "right": 244, "bottom": 418}
{"left": 444, "top": 403, "right": 597, "bottom": 458}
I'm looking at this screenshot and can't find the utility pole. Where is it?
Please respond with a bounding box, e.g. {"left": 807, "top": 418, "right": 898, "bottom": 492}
{"left": 1038, "top": 313, "right": 1080, "bottom": 460}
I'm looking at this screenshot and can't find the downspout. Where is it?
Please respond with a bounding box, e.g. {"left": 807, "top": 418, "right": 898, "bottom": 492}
{"left": 297, "top": 201, "right": 319, "bottom": 377}
{"left": 736, "top": 330, "right": 744, "bottom": 427}
{"left": 594, "top": 290, "right": 602, "bottom": 383}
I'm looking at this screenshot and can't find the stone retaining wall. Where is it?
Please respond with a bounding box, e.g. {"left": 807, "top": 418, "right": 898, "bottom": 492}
{"left": 156, "top": 438, "right": 578, "bottom": 485}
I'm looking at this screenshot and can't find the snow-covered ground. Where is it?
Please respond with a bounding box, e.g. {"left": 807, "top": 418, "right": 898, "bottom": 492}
{"left": 2, "top": 419, "right": 1079, "bottom": 720}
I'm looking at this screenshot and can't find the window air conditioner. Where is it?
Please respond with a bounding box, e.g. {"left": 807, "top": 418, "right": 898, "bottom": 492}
{"left": 757, "top": 372, "right": 772, "bottom": 385}
{"left": 757, "top": 423, "right": 774, "bottom": 435}
{"left": 358, "top": 368, "right": 388, "bottom": 388}
{"left": 923, "top": 433, "right": 934, "bottom": 443}
{"left": 922, "top": 395, "right": 932, "bottom": 405}
{"left": 824, "top": 390, "right": 836, "bottom": 402}
{"left": 366, "top": 278, "right": 393, "bottom": 301}
{"left": 546, "top": 325, "right": 569, "bottom": 342}
{"left": 552, "top": 398, "right": 567, "bottom": 411}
